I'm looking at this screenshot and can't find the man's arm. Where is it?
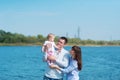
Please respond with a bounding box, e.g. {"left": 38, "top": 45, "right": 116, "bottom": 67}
{"left": 56, "top": 54, "right": 69, "bottom": 68}
{"left": 47, "top": 53, "right": 69, "bottom": 68}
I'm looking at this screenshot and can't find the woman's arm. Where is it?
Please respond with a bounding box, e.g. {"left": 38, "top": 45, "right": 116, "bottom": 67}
{"left": 50, "top": 60, "right": 77, "bottom": 73}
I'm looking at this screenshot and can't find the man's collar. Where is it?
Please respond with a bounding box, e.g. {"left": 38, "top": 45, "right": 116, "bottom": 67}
{"left": 56, "top": 48, "right": 64, "bottom": 53}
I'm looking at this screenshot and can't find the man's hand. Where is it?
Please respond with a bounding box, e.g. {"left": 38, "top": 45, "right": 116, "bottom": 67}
{"left": 49, "top": 64, "right": 60, "bottom": 70}
{"left": 47, "top": 55, "right": 56, "bottom": 62}
{"left": 50, "top": 64, "right": 58, "bottom": 69}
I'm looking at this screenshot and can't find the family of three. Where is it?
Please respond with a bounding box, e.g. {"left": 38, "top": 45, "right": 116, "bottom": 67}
{"left": 42, "top": 33, "right": 82, "bottom": 80}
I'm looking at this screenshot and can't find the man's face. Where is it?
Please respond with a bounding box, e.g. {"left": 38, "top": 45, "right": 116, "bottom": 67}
{"left": 57, "top": 39, "right": 65, "bottom": 49}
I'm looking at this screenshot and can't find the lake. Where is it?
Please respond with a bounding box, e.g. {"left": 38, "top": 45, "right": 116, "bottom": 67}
{"left": 0, "top": 46, "right": 120, "bottom": 80}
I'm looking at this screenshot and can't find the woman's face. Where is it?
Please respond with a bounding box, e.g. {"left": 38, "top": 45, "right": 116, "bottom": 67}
{"left": 70, "top": 49, "right": 75, "bottom": 57}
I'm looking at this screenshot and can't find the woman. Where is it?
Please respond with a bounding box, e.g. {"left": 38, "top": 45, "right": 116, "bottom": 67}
{"left": 50, "top": 46, "right": 82, "bottom": 80}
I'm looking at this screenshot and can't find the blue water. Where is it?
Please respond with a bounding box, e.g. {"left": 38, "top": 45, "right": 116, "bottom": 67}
{"left": 0, "top": 46, "right": 120, "bottom": 80}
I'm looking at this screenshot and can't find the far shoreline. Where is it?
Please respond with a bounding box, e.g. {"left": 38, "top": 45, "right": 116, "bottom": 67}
{"left": 0, "top": 43, "right": 120, "bottom": 47}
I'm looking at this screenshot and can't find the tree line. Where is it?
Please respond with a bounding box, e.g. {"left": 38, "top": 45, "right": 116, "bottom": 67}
{"left": 0, "top": 30, "right": 120, "bottom": 46}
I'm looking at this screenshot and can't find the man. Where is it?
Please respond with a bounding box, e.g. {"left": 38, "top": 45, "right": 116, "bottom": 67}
{"left": 43, "top": 37, "right": 70, "bottom": 80}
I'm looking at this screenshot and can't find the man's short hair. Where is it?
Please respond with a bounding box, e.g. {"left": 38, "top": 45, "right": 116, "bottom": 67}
{"left": 60, "top": 37, "right": 68, "bottom": 44}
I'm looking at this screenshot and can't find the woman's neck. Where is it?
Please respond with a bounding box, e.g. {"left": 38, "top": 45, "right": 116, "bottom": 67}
{"left": 72, "top": 55, "right": 75, "bottom": 59}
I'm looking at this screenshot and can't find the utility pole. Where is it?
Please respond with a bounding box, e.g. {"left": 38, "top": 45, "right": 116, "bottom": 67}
{"left": 77, "top": 26, "right": 80, "bottom": 39}
{"left": 66, "top": 32, "right": 68, "bottom": 38}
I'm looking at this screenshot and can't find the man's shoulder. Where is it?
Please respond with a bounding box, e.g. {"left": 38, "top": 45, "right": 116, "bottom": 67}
{"left": 62, "top": 48, "right": 70, "bottom": 56}
{"left": 62, "top": 48, "right": 68, "bottom": 53}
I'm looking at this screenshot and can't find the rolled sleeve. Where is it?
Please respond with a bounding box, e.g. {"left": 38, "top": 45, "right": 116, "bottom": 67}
{"left": 56, "top": 53, "right": 70, "bottom": 68}
{"left": 60, "top": 60, "right": 77, "bottom": 73}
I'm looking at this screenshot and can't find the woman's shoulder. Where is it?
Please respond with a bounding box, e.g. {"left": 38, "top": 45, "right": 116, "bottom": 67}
{"left": 71, "top": 59, "right": 77, "bottom": 67}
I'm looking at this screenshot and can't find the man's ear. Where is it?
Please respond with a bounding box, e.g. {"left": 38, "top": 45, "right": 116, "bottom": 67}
{"left": 64, "top": 43, "right": 67, "bottom": 46}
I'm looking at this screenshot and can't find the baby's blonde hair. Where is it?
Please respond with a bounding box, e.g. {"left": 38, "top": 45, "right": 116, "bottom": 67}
{"left": 47, "top": 33, "right": 55, "bottom": 39}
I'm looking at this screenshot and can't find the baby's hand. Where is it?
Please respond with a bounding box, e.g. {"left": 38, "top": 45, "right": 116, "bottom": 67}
{"left": 43, "top": 45, "right": 48, "bottom": 52}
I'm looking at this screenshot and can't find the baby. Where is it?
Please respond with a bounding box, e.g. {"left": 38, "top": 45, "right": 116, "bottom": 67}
{"left": 42, "top": 33, "right": 58, "bottom": 65}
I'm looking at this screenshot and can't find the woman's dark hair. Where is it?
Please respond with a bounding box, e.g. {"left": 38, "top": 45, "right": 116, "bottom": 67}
{"left": 72, "top": 46, "right": 82, "bottom": 70}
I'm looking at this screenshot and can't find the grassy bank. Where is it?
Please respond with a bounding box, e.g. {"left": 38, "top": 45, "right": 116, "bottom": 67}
{"left": 0, "top": 30, "right": 120, "bottom": 46}
{"left": 0, "top": 43, "right": 42, "bottom": 46}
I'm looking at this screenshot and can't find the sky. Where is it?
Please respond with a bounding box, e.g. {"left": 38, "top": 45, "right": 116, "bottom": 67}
{"left": 0, "top": 0, "right": 120, "bottom": 40}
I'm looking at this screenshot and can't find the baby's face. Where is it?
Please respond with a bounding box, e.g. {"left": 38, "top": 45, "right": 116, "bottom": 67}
{"left": 49, "top": 36, "right": 55, "bottom": 42}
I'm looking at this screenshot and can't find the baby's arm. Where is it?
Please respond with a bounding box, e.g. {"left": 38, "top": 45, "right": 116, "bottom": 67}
{"left": 53, "top": 42, "right": 59, "bottom": 49}
{"left": 42, "top": 41, "right": 49, "bottom": 62}
{"left": 42, "top": 41, "right": 47, "bottom": 52}
{"left": 54, "top": 45, "right": 59, "bottom": 49}
{"left": 42, "top": 42, "right": 51, "bottom": 52}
